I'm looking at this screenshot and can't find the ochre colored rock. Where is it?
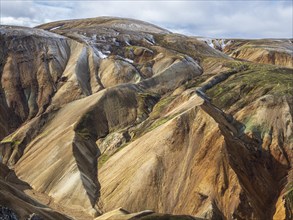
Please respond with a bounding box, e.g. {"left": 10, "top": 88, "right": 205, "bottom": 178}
{"left": 0, "top": 17, "right": 292, "bottom": 220}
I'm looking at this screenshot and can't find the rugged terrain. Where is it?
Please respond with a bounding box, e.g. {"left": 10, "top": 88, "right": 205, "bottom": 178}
{"left": 0, "top": 17, "right": 292, "bottom": 220}
{"left": 200, "top": 38, "right": 293, "bottom": 68}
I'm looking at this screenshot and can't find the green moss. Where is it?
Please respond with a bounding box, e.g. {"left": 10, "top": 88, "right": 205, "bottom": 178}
{"left": 185, "top": 76, "right": 210, "bottom": 90}
{"left": 222, "top": 60, "right": 250, "bottom": 71}
{"left": 286, "top": 188, "right": 293, "bottom": 201}
{"left": 150, "top": 95, "right": 177, "bottom": 119}
{"left": 98, "top": 153, "right": 110, "bottom": 168}
{"left": 286, "top": 182, "right": 293, "bottom": 191}
{"left": 0, "top": 135, "right": 21, "bottom": 147}
{"left": 147, "top": 116, "right": 171, "bottom": 132}
{"left": 137, "top": 92, "right": 160, "bottom": 121}
{"left": 0, "top": 139, "right": 21, "bottom": 146}
{"left": 284, "top": 186, "right": 293, "bottom": 211}
{"left": 136, "top": 114, "right": 177, "bottom": 139}
{"left": 153, "top": 33, "right": 203, "bottom": 59}
{"left": 124, "top": 45, "right": 139, "bottom": 52}
{"left": 35, "top": 128, "right": 52, "bottom": 140}
{"left": 241, "top": 118, "right": 271, "bottom": 140}
{"left": 131, "top": 93, "right": 180, "bottom": 139}
{"left": 206, "top": 61, "right": 293, "bottom": 110}
{"left": 98, "top": 142, "right": 129, "bottom": 168}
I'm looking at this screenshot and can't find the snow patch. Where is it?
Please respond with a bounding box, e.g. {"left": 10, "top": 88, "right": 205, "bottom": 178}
{"left": 96, "top": 49, "right": 108, "bottom": 59}
{"left": 125, "top": 39, "right": 131, "bottom": 46}
{"left": 198, "top": 38, "right": 215, "bottom": 49}
{"left": 198, "top": 38, "right": 231, "bottom": 50}
{"left": 144, "top": 35, "right": 155, "bottom": 45}
{"left": 123, "top": 58, "right": 134, "bottom": 63}
{"left": 50, "top": 25, "right": 62, "bottom": 31}
{"left": 207, "top": 40, "right": 215, "bottom": 49}
{"left": 116, "top": 55, "right": 134, "bottom": 63}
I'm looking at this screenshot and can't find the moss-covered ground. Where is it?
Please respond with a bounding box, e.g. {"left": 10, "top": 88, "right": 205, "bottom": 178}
{"left": 204, "top": 59, "right": 292, "bottom": 110}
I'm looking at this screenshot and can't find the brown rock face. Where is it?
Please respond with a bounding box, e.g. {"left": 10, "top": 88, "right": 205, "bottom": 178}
{"left": 0, "top": 164, "right": 71, "bottom": 220}
{"left": 0, "top": 17, "right": 292, "bottom": 220}
{"left": 0, "top": 27, "right": 69, "bottom": 122}
{"left": 223, "top": 39, "right": 293, "bottom": 68}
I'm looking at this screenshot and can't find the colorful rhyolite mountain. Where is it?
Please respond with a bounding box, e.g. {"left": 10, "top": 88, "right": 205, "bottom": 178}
{"left": 0, "top": 17, "right": 292, "bottom": 220}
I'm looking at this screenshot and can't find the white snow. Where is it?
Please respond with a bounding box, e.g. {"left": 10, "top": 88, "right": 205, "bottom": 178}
{"left": 145, "top": 38, "right": 154, "bottom": 45}
{"left": 116, "top": 55, "right": 134, "bottom": 63}
{"left": 91, "top": 34, "right": 97, "bottom": 40}
{"left": 93, "top": 48, "right": 109, "bottom": 59}
{"left": 50, "top": 25, "right": 62, "bottom": 31}
{"left": 197, "top": 38, "right": 231, "bottom": 50}
{"left": 125, "top": 40, "right": 131, "bottom": 46}
{"left": 208, "top": 41, "right": 214, "bottom": 48}
{"left": 197, "top": 38, "right": 214, "bottom": 49}
{"left": 144, "top": 36, "right": 155, "bottom": 45}
{"left": 97, "top": 50, "right": 108, "bottom": 59}
{"left": 219, "top": 39, "right": 229, "bottom": 50}
{"left": 123, "top": 58, "right": 134, "bottom": 63}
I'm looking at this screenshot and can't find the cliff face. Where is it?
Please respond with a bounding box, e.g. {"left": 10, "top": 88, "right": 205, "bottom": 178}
{"left": 0, "top": 17, "right": 292, "bottom": 220}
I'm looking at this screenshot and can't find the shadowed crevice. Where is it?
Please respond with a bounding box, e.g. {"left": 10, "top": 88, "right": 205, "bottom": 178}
{"left": 200, "top": 97, "right": 290, "bottom": 219}
{"left": 73, "top": 134, "right": 101, "bottom": 208}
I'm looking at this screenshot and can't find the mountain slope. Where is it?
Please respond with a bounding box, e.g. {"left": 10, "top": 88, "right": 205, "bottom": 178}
{"left": 0, "top": 17, "right": 292, "bottom": 220}
{"left": 199, "top": 38, "right": 293, "bottom": 68}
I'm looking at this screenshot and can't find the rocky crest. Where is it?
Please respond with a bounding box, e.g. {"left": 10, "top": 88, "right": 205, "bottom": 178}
{"left": 200, "top": 38, "right": 293, "bottom": 68}
{"left": 0, "top": 17, "right": 292, "bottom": 220}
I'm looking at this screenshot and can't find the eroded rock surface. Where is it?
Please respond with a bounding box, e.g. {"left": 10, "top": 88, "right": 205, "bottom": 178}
{"left": 0, "top": 17, "right": 292, "bottom": 220}
{"left": 200, "top": 38, "right": 293, "bottom": 68}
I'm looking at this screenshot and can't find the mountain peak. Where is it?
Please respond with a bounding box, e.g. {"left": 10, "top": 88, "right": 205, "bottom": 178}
{"left": 37, "top": 16, "right": 171, "bottom": 34}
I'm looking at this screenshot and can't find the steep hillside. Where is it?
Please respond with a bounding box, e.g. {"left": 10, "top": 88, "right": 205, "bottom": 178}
{"left": 0, "top": 17, "right": 292, "bottom": 220}
{"left": 199, "top": 38, "right": 293, "bottom": 68}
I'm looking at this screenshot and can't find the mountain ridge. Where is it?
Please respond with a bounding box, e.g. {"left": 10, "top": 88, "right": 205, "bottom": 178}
{"left": 0, "top": 17, "right": 292, "bottom": 220}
